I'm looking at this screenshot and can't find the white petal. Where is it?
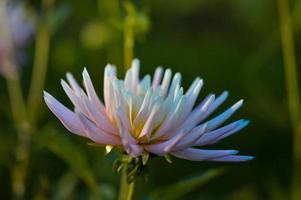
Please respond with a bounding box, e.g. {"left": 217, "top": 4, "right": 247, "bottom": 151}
{"left": 139, "top": 104, "right": 159, "bottom": 139}
{"left": 131, "top": 59, "right": 140, "bottom": 92}
{"left": 160, "top": 69, "right": 172, "bottom": 97}
{"left": 133, "top": 88, "right": 152, "bottom": 127}
{"left": 183, "top": 79, "right": 203, "bottom": 116}
{"left": 124, "top": 68, "right": 133, "bottom": 90}
{"left": 168, "top": 72, "right": 181, "bottom": 97}
{"left": 152, "top": 95, "right": 187, "bottom": 139}
{"left": 152, "top": 67, "right": 163, "bottom": 89}
{"left": 138, "top": 74, "right": 151, "bottom": 95}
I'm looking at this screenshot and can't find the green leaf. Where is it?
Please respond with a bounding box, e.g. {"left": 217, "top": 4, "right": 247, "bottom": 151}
{"left": 53, "top": 171, "right": 78, "bottom": 200}
{"left": 0, "top": 133, "right": 15, "bottom": 167}
{"left": 33, "top": 125, "right": 97, "bottom": 190}
{"left": 150, "top": 169, "right": 224, "bottom": 200}
{"left": 142, "top": 151, "right": 149, "bottom": 165}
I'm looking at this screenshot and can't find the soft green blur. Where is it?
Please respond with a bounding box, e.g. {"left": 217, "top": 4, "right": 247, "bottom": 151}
{"left": 1, "top": 0, "right": 300, "bottom": 199}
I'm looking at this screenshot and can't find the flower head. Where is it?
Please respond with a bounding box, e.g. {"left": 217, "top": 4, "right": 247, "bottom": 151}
{"left": 44, "top": 59, "right": 253, "bottom": 162}
{"left": 0, "top": 1, "right": 34, "bottom": 77}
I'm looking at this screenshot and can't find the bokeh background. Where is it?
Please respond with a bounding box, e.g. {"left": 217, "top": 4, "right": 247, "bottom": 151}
{"left": 1, "top": 0, "right": 300, "bottom": 199}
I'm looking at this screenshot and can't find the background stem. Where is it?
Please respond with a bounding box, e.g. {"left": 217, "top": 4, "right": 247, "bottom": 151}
{"left": 6, "top": 75, "right": 30, "bottom": 200}
{"left": 123, "top": 2, "right": 134, "bottom": 71}
{"left": 28, "top": 0, "right": 53, "bottom": 123}
{"left": 3, "top": 0, "right": 53, "bottom": 198}
{"left": 1, "top": 1, "right": 30, "bottom": 198}
{"left": 278, "top": 0, "right": 301, "bottom": 199}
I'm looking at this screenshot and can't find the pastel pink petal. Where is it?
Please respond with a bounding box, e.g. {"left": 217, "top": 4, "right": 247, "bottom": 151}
{"left": 152, "top": 67, "right": 163, "bottom": 89}
{"left": 82, "top": 68, "right": 108, "bottom": 116}
{"left": 77, "top": 113, "right": 121, "bottom": 145}
{"left": 171, "top": 148, "right": 238, "bottom": 161}
{"left": 168, "top": 94, "right": 214, "bottom": 139}
{"left": 43, "top": 91, "right": 86, "bottom": 137}
{"left": 66, "top": 72, "right": 84, "bottom": 96}
{"left": 145, "top": 133, "right": 185, "bottom": 155}
{"left": 195, "top": 119, "right": 249, "bottom": 146}
{"left": 61, "top": 79, "right": 90, "bottom": 117}
{"left": 173, "top": 123, "right": 207, "bottom": 151}
{"left": 82, "top": 97, "right": 117, "bottom": 134}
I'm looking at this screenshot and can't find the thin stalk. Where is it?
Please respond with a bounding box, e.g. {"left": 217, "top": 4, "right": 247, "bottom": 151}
{"left": 126, "top": 181, "right": 135, "bottom": 200}
{"left": 118, "top": 168, "right": 130, "bottom": 200}
{"left": 118, "top": 167, "right": 136, "bottom": 200}
{"left": 123, "top": 8, "right": 134, "bottom": 71}
{"left": 1, "top": 1, "right": 30, "bottom": 198}
{"left": 6, "top": 75, "right": 30, "bottom": 200}
{"left": 278, "top": 0, "right": 301, "bottom": 199}
{"left": 28, "top": 0, "right": 52, "bottom": 123}
{"left": 6, "top": 78, "right": 27, "bottom": 126}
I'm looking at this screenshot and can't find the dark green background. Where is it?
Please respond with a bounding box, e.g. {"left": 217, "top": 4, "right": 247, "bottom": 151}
{"left": 1, "top": 0, "right": 299, "bottom": 199}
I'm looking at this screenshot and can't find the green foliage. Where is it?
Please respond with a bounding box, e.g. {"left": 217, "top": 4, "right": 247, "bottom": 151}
{"left": 150, "top": 169, "right": 224, "bottom": 200}
{"left": 124, "top": 1, "right": 150, "bottom": 37}
{"left": 33, "top": 125, "right": 97, "bottom": 190}
{"left": 80, "top": 21, "right": 110, "bottom": 50}
{"left": 46, "top": 3, "right": 71, "bottom": 34}
{"left": 0, "top": 0, "right": 298, "bottom": 199}
{"left": 0, "top": 133, "right": 15, "bottom": 167}
{"left": 53, "top": 172, "right": 78, "bottom": 200}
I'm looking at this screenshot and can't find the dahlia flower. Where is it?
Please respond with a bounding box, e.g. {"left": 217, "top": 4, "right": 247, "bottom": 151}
{"left": 44, "top": 59, "right": 253, "bottom": 162}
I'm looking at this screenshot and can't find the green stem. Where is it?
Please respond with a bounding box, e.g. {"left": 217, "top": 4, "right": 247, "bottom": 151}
{"left": 126, "top": 181, "right": 135, "bottom": 200}
{"left": 118, "top": 168, "right": 136, "bottom": 200}
{"left": 123, "top": 3, "right": 134, "bottom": 71}
{"left": 118, "top": 167, "right": 129, "bottom": 200}
{"left": 1, "top": 1, "right": 30, "bottom": 198}
{"left": 6, "top": 76, "right": 31, "bottom": 200}
{"left": 6, "top": 78, "right": 27, "bottom": 126}
{"left": 28, "top": 12, "right": 51, "bottom": 124}
{"left": 278, "top": 0, "right": 301, "bottom": 199}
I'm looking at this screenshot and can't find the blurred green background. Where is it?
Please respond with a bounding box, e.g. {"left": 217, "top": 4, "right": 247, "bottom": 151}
{"left": 1, "top": 0, "right": 300, "bottom": 199}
